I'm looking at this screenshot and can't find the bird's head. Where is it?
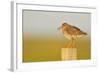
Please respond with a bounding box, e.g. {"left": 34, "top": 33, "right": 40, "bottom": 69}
{"left": 57, "top": 23, "right": 67, "bottom": 30}
{"left": 62, "top": 23, "right": 67, "bottom": 26}
{"left": 57, "top": 22, "right": 70, "bottom": 30}
{"left": 62, "top": 23, "right": 71, "bottom": 27}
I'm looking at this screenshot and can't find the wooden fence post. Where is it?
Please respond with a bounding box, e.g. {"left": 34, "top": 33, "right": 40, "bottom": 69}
{"left": 61, "top": 48, "right": 77, "bottom": 60}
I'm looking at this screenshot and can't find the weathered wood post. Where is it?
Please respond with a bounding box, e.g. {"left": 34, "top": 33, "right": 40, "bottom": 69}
{"left": 61, "top": 48, "right": 77, "bottom": 60}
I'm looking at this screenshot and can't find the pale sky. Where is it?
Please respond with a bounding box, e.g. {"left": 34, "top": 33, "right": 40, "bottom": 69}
{"left": 23, "top": 10, "right": 91, "bottom": 38}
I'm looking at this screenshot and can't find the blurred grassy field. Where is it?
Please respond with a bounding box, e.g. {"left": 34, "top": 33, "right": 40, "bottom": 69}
{"left": 23, "top": 36, "right": 91, "bottom": 62}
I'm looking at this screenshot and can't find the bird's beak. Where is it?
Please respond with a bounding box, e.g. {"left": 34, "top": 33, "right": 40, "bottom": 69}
{"left": 57, "top": 26, "right": 61, "bottom": 30}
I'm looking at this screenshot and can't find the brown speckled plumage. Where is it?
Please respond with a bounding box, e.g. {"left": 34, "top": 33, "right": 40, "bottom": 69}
{"left": 61, "top": 23, "right": 87, "bottom": 40}
{"left": 59, "top": 22, "right": 87, "bottom": 48}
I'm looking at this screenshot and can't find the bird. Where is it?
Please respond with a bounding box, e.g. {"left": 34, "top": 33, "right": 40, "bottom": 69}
{"left": 58, "top": 22, "right": 87, "bottom": 48}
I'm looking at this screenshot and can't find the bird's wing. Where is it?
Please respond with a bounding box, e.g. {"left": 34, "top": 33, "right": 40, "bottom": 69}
{"left": 72, "top": 26, "right": 80, "bottom": 31}
{"left": 71, "top": 26, "right": 87, "bottom": 35}
{"left": 65, "top": 26, "right": 82, "bottom": 35}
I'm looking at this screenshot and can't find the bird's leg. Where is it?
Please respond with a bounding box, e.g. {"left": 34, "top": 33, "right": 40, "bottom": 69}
{"left": 67, "top": 40, "right": 70, "bottom": 48}
{"left": 71, "top": 38, "right": 76, "bottom": 48}
{"left": 70, "top": 39, "right": 73, "bottom": 48}
{"left": 67, "top": 39, "right": 73, "bottom": 48}
{"left": 71, "top": 38, "right": 74, "bottom": 48}
{"left": 67, "top": 38, "right": 76, "bottom": 48}
{"left": 74, "top": 39, "right": 76, "bottom": 48}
